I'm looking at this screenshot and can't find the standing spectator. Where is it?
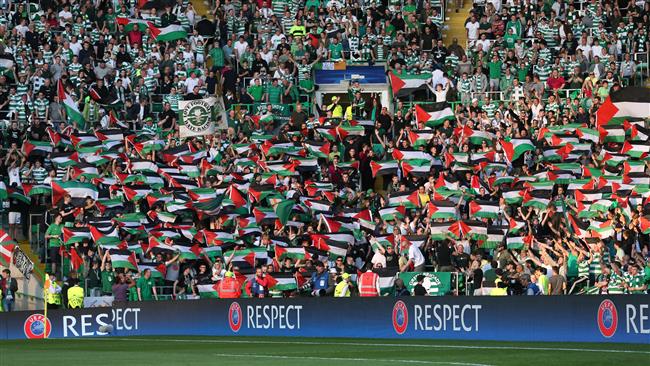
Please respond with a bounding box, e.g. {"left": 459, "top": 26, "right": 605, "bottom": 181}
{"left": 0, "top": 269, "right": 18, "bottom": 311}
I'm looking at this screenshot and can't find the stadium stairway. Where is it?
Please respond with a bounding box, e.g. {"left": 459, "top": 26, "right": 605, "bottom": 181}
{"left": 444, "top": 1, "right": 471, "bottom": 47}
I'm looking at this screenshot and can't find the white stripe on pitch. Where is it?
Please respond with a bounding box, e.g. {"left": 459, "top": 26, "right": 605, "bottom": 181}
{"left": 213, "top": 353, "right": 492, "bottom": 366}
{"left": 101, "top": 338, "right": 650, "bottom": 355}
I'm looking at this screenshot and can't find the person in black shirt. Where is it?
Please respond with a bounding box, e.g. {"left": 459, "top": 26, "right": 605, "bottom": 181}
{"left": 5, "top": 121, "right": 23, "bottom": 147}
{"left": 413, "top": 275, "right": 428, "bottom": 296}
{"left": 435, "top": 239, "right": 454, "bottom": 271}
{"left": 158, "top": 103, "right": 177, "bottom": 132}
{"left": 385, "top": 245, "right": 399, "bottom": 269}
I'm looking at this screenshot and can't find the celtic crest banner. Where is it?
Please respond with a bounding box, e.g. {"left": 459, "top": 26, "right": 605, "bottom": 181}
{"left": 178, "top": 97, "right": 224, "bottom": 137}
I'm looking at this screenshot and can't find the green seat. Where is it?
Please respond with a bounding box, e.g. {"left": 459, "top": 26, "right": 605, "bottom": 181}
{"left": 152, "top": 103, "right": 163, "bottom": 113}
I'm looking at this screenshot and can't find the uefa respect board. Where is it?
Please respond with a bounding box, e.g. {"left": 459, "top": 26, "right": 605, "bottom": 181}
{"left": 3, "top": 296, "right": 649, "bottom": 343}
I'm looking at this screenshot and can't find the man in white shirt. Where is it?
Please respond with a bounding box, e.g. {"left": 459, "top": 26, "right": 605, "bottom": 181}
{"left": 233, "top": 36, "right": 249, "bottom": 59}
{"left": 465, "top": 16, "right": 480, "bottom": 46}
{"left": 58, "top": 5, "right": 73, "bottom": 27}
{"left": 400, "top": 238, "right": 426, "bottom": 272}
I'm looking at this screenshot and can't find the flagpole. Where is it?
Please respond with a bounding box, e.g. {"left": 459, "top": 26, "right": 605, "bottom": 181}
{"left": 43, "top": 271, "right": 48, "bottom": 340}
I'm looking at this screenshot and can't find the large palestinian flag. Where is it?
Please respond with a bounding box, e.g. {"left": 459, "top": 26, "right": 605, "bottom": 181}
{"left": 596, "top": 87, "right": 650, "bottom": 125}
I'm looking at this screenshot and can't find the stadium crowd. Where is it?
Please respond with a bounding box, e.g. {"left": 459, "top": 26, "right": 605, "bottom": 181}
{"left": 0, "top": 0, "right": 649, "bottom": 310}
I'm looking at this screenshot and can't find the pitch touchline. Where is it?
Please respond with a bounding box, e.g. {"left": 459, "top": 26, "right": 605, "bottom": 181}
{"left": 213, "top": 353, "right": 493, "bottom": 366}
{"left": 101, "top": 338, "right": 650, "bottom": 355}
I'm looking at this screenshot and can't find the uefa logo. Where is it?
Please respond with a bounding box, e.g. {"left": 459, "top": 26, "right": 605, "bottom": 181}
{"left": 597, "top": 299, "right": 618, "bottom": 338}
{"left": 392, "top": 300, "right": 408, "bottom": 335}
{"left": 24, "top": 314, "right": 51, "bottom": 339}
{"left": 228, "top": 302, "right": 243, "bottom": 332}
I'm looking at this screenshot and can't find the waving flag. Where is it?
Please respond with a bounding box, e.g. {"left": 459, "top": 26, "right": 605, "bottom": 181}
{"left": 389, "top": 72, "right": 430, "bottom": 97}
{"left": 500, "top": 139, "right": 535, "bottom": 162}
{"left": 58, "top": 80, "right": 85, "bottom": 130}
{"left": 596, "top": 87, "right": 650, "bottom": 125}
{"left": 108, "top": 250, "right": 138, "bottom": 270}
{"left": 148, "top": 23, "right": 188, "bottom": 42}
{"left": 51, "top": 180, "right": 99, "bottom": 205}
{"left": 415, "top": 103, "right": 454, "bottom": 127}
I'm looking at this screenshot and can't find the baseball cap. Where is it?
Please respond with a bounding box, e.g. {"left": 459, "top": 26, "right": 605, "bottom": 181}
{"left": 341, "top": 273, "right": 350, "bottom": 280}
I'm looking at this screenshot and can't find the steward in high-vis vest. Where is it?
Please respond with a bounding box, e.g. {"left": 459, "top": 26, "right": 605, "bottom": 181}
{"left": 67, "top": 279, "right": 84, "bottom": 309}
{"left": 334, "top": 273, "right": 352, "bottom": 297}
{"left": 217, "top": 271, "right": 241, "bottom": 298}
{"left": 46, "top": 273, "right": 62, "bottom": 309}
{"left": 358, "top": 269, "right": 381, "bottom": 297}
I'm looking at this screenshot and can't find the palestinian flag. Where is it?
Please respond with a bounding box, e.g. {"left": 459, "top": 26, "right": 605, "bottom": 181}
{"left": 415, "top": 103, "right": 455, "bottom": 127}
{"left": 427, "top": 200, "right": 458, "bottom": 219}
{"left": 148, "top": 23, "right": 188, "bottom": 42}
{"left": 336, "top": 125, "right": 365, "bottom": 139}
{"left": 469, "top": 200, "right": 500, "bottom": 219}
{"left": 108, "top": 249, "right": 138, "bottom": 270}
{"left": 138, "top": 263, "right": 167, "bottom": 279}
{"left": 522, "top": 192, "right": 551, "bottom": 209}
{"left": 388, "top": 190, "right": 420, "bottom": 208}
{"left": 370, "top": 160, "right": 399, "bottom": 177}
{"left": 408, "top": 130, "right": 435, "bottom": 147}
{"left": 500, "top": 139, "right": 535, "bottom": 162}
{"left": 576, "top": 127, "right": 600, "bottom": 143}
{"left": 508, "top": 218, "right": 526, "bottom": 234}
{"left": 58, "top": 80, "right": 85, "bottom": 129}
{"left": 23, "top": 140, "right": 52, "bottom": 157}
{"left": 374, "top": 268, "right": 399, "bottom": 295}
{"left": 506, "top": 236, "right": 529, "bottom": 250}
{"left": 621, "top": 141, "right": 650, "bottom": 158}
{"left": 599, "top": 125, "right": 626, "bottom": 143}
{"left": 116, "top": 17, "right": 151, "bottom": 31}
{"left": 62, "top": 227, "right": 91, "bottom": 245}
{"left": 304, "top": 140, "right": 330, "bottom": 158}
{"left": 265, "top": 272, "right": 298, "bottom": 291}
{"left": 274, "top": 199, "right": 295, "bottom": 226}
{"left": 70, "top": 248, "right": 84, "bottom": 271}
{"left": 197, "top": 283, "right": 220, "bottom": 298}
{"left": 596, "top": 87, "right": 650, "bottom": 125}
{"left": 430, "top": 222, "right": 451, "bottom": 240}
{"left": 389, "top": 72, "right": 430, "bottom": 97}
{"left": 312, "top": 236, "right": 348, "bottom": 258}
{"left": 174, "top": 242, "right": 203, "bottom": 260}
{"left": 461, "top": 126, "right": 495, "bottom": 145}
{"left": 501, "top": 188, "right": 525, "bottom": 204}
{"left": 629, "top": 123, "right": 650, "bottom": 141}
{"left": 23, "top": 184, "right": 52, "bottom": 196}
{"left": 378, "top": 206, "right": 406, "bottom": 221}
{"left": 51, "top": 180, "right": 99, "bottom": 204}
{"left": 479, "top": 228, "right": 505, "bottom": 249}
{"left": 392, "top": 149, "right": 431, "bottom": 161}
{"left": 275, "top": 245, "right": 306, "bottom": 260}
{"left": 50, "top": 151, "right": 79, "bottom": 167}
{"left": 400, "top": 159, "right": 432, "bottom": 176}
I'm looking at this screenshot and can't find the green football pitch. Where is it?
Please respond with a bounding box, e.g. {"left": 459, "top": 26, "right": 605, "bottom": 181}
{"left": 1, "top": 336, "right": 648, "bottom": 366}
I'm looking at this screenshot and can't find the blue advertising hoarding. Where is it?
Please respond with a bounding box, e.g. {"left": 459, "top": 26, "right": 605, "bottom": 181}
{"left": 2, "top": 296, "right": 649, "bottom": 343}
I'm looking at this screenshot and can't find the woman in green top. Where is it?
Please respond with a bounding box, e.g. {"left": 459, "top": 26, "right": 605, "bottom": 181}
{"left": 45, "top": 214, "right": 64, "bottom": 276}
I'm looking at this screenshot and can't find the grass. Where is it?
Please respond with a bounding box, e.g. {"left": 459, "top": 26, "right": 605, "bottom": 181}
{"left": 0, "top": 336, "right": 649, "bottom": 366}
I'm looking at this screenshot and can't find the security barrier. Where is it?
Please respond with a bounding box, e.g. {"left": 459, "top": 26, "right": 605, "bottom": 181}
{"left": 3, "top": 296, "right": 649, "bottom": 343}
